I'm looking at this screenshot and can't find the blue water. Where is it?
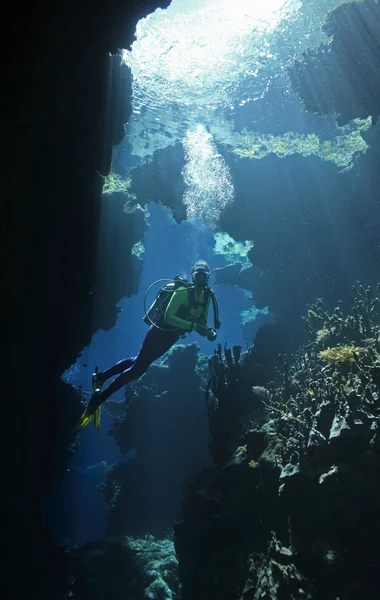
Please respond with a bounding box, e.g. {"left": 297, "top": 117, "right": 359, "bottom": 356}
{"left": 45, "top": 201, "right": 266, "bottom": 546}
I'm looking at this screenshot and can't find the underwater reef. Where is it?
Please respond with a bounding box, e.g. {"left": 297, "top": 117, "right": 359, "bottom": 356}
{"left": 288, "top": 0, "right": 380, "bottom": 125}
{"left": 67, "top": 534, "right": 179, "bottom": 600}
{"left": 174, "top": 282, "right": 380, "bottom": 599}
{"left": 229, "top": 119, "right": 372, "bottom": 169}
{"left": 77, "top": 282, "right": 380, "bottom": 598}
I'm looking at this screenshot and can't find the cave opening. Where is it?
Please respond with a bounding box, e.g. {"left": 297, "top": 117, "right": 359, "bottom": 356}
{"left": 35, "top": 0, "right": 380, "bottom": 596}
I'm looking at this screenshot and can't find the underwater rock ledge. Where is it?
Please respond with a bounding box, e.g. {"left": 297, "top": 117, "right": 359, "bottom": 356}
{"left": 2, "top": 1, "right": 172, "bottom": 598}
{"left": 174, "top": 282, "right": 380, "bottom": 599}
{"left": 288, "top": 0, "right": 380, "bottom": 125}
{"left": 101, "top": 343, "right": 210, "bottom": 538}
{"left": 66, "top": 535, "right": 179, "bottom": 600}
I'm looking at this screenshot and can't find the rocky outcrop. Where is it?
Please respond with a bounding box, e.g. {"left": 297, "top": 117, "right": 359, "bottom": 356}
{"left": 175, "top": 283, "right": 380, "bottom": 599}
{"left": 129, "top": 143, "right": 187, "bottom": 222}
{"left": 101, "top": 343, "right": 211, "bottom": 538}
{"left": 219, "top": 119, "right": 380, "bottom": 347}
{"left": 3, "top": 1, "right": 170, "bottom": 598}
{"left": 67, "top": 535, "right": 179, "bottom": 599}
{"left": 127, "top": 120, "right": 380, "bottom": 357}
{"left": 92, "top": 194, "right": 147, "bottom": 331}
{"left": 288, "top": 0, "right": 380, "bottom": 125}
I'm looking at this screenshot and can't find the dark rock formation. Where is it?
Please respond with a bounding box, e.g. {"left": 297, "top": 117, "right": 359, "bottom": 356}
{"left": 288, "top": 0, "right": 380, "bottom": 125}
{"left": 219, "top": 124, "right": 380, "bottom": 348}
{"left": 214, "top": 263, "right": 258, "bottom": 293}
{"left": 67, "top": 535, "right": 179, "bottom": 599}
{"left": 175, "top": 283, "right": 380, "bottom": 599}
{"left": 129, "top": 143, "right": 187, "bottom": 222}
{"left": 3, "top": 1, "right": 170, "bottom": 598}
{"left": 206, "top": 343, "right": 264, "bottom": 466}
{"left": 92, "top": 193, "right": 147, "bottom": 331}
{"left": 204, "top": 321, "right": 296, "bottom": 466}
{"left": 101, "top": 343, "right": 211, "bottom": 537}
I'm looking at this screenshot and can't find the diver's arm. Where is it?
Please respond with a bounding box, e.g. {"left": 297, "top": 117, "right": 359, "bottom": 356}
{"left": 164, "top": 287, "right": 193, "bottom": 331}
{"left": 197, "top": 297, "right": 212, "bottom": 329}
{"left": 194, "top": 297, "right": 217, "bottom": 340}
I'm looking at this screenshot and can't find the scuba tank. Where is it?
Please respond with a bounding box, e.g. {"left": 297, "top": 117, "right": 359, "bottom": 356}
{"left": 144, "top": 276, "right": 221, "bottom": 331}
{"left": 143, "top": 277, "right": 192, "bottom": 328}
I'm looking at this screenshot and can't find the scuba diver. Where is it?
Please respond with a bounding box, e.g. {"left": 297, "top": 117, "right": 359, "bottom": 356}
{"left": 71, "top": 261, "right": 220, "bottom": 434}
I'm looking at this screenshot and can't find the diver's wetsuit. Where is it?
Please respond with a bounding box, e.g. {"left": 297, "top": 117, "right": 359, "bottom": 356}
{"left": 96, "top": 285, "right": 212, "bottom": 403}
{"left": 97, "top": 325, "right": 181, "bottom": 401}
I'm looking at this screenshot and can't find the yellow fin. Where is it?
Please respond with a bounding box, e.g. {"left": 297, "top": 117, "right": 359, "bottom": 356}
{"left": 70, "top": 409, "right": 94, "bottom": 436}
{"left": 93, "top": 406, "right": 101, "bottom": 430}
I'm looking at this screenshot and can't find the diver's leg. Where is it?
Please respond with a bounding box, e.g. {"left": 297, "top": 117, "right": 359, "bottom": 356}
{"left": 99, "top": 358, "right": 136, "bottom": 385}
{"left": 73, "top": 326, "right": 180, "bottom": 433}
{"left": 99, "top": 325, "right": 180, "bottom": 401}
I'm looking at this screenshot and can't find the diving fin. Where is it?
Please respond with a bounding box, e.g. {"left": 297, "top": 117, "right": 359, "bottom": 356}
{"left": 93, "top": 406, "right": 101, "bottom": 430}
{"left": 70, "top": 392, "right": 103, "bottom": 436}
{"left": 70, "top": 409, "right": 94, "bottom": 436}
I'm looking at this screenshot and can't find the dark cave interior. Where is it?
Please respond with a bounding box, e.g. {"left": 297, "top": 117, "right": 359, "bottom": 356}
{"left": 3, "top": 1, "right": 380, "bottom": 599}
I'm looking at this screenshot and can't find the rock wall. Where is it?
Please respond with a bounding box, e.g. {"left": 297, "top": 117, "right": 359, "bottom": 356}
{"left": 175, "top": 285, "right": 380, "bottom": 599}
{"left": 101, "top": 343, "right": 211, "bottom": 538}
{"left": 218, "top": 124, "right": 380, "bottom": 348}
{"left": 288, "top": 0, "right": 380, "bottom": 125}
{"left": 2, "top": 1, "right": 169, "bottom": 598}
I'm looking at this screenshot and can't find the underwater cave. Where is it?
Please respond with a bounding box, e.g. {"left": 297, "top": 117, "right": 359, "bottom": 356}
{"left": 4, "top": 0, "right": 380, "bottom": 599}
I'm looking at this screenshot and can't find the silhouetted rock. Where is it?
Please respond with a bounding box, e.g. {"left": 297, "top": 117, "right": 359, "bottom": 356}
{"left": 129, "top": 144, "right": 187, "bottom": 222}
{"left": 68, "top": 535, "right": 178, "bottom": 600}
{"left": 101, "top": 344, "right": 211, "bottom": 537}
{"left": 175, "top": 284, "right": 380, "bottom": 599}
{"left": 288, "top": 0, "right": 380, "bottom": 124}
{"left": 3, "top": 1, "right": 171, "bottom": 598}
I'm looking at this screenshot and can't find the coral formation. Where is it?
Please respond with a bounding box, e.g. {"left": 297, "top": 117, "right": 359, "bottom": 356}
{"left": 250, "top": 282, "right": 380, "bottom": 466}
{"left": 231, "top": 119, "right": 371, "bottom": 169}
{"left": 206, "top": 343, "right": 247, "bottom": 466}
{"left": 213, "top": 232, "right": 253, "bottom": 264}
{"left": 102, "top": 172, "right": 131, "bottom": 195}
{"left": 67, "top": 534, "right": 178, "bottom": 599}
{"left": 132, "top": 241, "right": 145, "bottom": 258}
{"left": 319, "top": 345, "right": 366, "bottom": 364}
{"left": 175, "top": 281, "right": 380, "bottom": 599}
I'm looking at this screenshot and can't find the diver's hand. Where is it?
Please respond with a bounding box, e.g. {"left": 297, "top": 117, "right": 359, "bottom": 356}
{"left": 207, "top": 328, "right": 217, "bottom": 342}
{"left": 193, "top": 324, "right": 217, "bottom": 341}
{"left": 193, "top": 323, "right": 209, "bottom": 337}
